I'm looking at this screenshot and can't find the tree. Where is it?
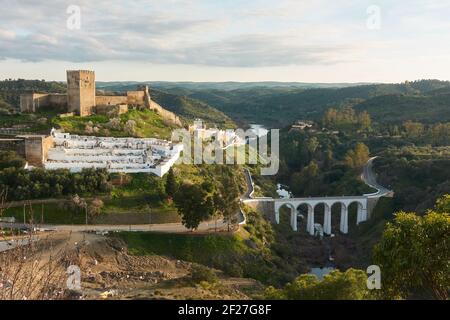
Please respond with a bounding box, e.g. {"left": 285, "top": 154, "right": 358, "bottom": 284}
{"left": 107, "top": 118, "right": 121, "bottom": 130}
{"left": 89, "top": 198, "right": 104, "bottom": 217}
{"left": 265, "top": 269, "right": 372, "bottom": 300}
{"left": 403, "top": 120, "right": 424, "bottom": 139}
{"left": 214, "top": 168, "right": 241, "bottom": 231}
{"left": 290, "top": 160, "right": 320, "bottom": 196}
{"left": 435, "top": 194, "right": 450, "bottom": 213}
{"left": 0, "top": 151, "right": 25, "bottom": 170}
{"left": 124, "top": 120, "right": 137, "bottom": 136}
{"left": 358, "top": 111, "right": 372, "bottom": 131}
{"left": 173, "top": 182, "right": 215, "bottom": 230}
{"left": 322, "top": 106, "right": 370, "bottom": 131}
{"left": 344, "top": 143, "right": 369, "bottom": 169}
{"left": 306, "top": 137, "right": 320, "bottom": 155}
{"left": 190, "top": 264, "right": 218, "bottom": 284}
{"left": 373, "top": 198, "right": 450, "bottom": 300}
{"left": 165, "top": 168, "right": 177, "bottom": 199}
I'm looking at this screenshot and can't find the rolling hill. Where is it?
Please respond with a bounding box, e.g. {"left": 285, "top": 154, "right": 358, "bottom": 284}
{"left": 159, "top": 80, "right": 450, "bottom": 127}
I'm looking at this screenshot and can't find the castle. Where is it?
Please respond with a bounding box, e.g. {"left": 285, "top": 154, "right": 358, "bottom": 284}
{"left": 0, "top": 70, "right": 186, "bottom": 175}
{"left": 19, "top": 70, "right": 182, "bottom": 126}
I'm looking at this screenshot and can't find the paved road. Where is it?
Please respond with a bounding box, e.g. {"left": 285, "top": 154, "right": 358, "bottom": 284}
{"left": 242, "top": 168, "right": 255, "bottom": 199}
{"left": 0, "top": 218, "right": 229, "bottom": 234}
{"left": 1, "top": 169, "right": 252, "bottom": 234}
{"left": 361, "top": 157, "right": 392, "bottom": 197}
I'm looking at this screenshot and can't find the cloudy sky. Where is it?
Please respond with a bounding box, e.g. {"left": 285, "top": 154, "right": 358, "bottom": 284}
{"left": 1, "top": 0, "right": 450, "bottom": 82}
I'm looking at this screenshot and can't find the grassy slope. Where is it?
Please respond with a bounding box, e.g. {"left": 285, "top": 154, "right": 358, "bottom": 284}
{"left": 53, "top": 109, "right": 177, "bottom": 139}
{"left": 116, "top": 196, "right": 397, "bottom": 289}
{"left": 0, "top": 106, "right": 62, "bottom": 133}
{"left": 115, "top": 209, "right": 286, "bottom": 286}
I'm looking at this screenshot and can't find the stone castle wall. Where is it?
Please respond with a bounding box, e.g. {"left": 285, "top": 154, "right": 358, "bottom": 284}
{"left": 149, "top": 98, "right": 183, "bottom": 127}
{"left": 20, "top": 93, "right": 67, "bottom": 113}
{"left": 48, "top": 94, "right": 67, "bottom": 109}
{"left": 126, "top": 91, "right": 146, "bottom": 105}
{"left": 95, "top": 95, "right": 128, "bottom": 106}
{"left": 95, "top": 104, "right": 128, "bottom": 116}
{"left": 18, "top": 70, "right": 183, "bottom": 128}
{"left": 20, "top": 93, "right": 51, "bottom": 112}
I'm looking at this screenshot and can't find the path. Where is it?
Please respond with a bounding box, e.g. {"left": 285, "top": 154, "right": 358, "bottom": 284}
{"left": 361, "top": 156, "right": 393, "bottom": 197}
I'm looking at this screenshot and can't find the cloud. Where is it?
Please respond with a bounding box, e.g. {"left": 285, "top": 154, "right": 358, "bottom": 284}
{"left": 1, "top": 0, "right": 447, "bottom": 68}
{"left": 0, "top": 29, "right": 15, "bottom": 40}
{"left": 169, "top": 34, "right": 352, "bottom": 67}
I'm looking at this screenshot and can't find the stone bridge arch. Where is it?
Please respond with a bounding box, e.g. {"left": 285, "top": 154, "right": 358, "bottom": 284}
{"left": 274, "top": 197, "right": 368, "bottom": 235}
{"left": 276, "top": 203, "right": 297, "bottom": 231}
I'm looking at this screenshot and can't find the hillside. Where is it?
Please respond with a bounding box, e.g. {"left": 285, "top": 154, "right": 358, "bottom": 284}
{"left": 0, "top": 79, "right": 66, "bottom": 108}
{"left": 354, "top": 93, "right": 450, "bottom": 124}
{"left": 53, "top": 109, "right": 178, "bottom": 140}
{"left": 0, "top": 79, "right": 235, "bottom": 128}
{"left": 148, "top": 80, "right": 450, "bottom": 127}
{"left": 95, "top": 83, "right": 236, "bottom": 128}
{"left": 150, "top": 89, "right": 236, "bottom": 128}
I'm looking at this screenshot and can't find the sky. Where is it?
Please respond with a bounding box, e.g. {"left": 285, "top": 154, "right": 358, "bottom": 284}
{"left": 1, "top": 0, "right": 450, "bottom": 82}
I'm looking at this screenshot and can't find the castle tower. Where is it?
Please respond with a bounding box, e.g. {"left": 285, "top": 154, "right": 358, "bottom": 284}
{"left": 66, "top": 70, "right": 96, "bottom": 116}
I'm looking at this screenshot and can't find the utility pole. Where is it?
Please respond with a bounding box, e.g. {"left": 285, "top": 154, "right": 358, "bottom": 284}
{"left": 148, "top": 204, "right": 152, "bottom": 231}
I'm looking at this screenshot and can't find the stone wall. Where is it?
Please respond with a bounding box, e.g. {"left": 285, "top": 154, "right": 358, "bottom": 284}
{"left": 20, "top": 93, "right": 50, "bottom": 113}
{"left": 126, "top": 91, "right": 146, "bottom": 106}
{"left": 95, "top": 104, "right": 128, "bottom": 116}
{"left": 20, "top": 135, "right": 54, "bottom": 166}
{"left": 20, "top": 93, "right": 67, "bottom": 113}
{"left": 95, "top": 95, "right": 128, "bottom": 106}
{"left": 243, "top": 199, "right": 276, "bottom": 221}
{"left": 149, "top": 100, "right": 183, "bottom": 127}
{"left": 48, "top": 94, "right": 67, "bottom": 109}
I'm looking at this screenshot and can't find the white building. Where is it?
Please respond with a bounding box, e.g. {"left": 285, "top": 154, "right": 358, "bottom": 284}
{"left": 189, "top": 119, "right": 245, "bottom": 149}
{"left": 44, "top": 129, "right": 183, "bottom": 177}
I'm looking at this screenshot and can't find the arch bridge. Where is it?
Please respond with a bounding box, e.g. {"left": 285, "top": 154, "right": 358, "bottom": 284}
{"left": 273, "top": 196, "right": 368, "bottom": 235}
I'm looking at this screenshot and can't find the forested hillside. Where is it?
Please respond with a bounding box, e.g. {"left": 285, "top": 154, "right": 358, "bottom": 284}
{"left": 147, "top": 80, "right": 450, "bottom": 127}
{"left": 0, "top": 79, "right": 66, "bottom": 110}
{"left": 150, "top": 89, "right": 236, "bottom": 128}
{"left": 353, "top": 93, "right": 450, "bottom": 124}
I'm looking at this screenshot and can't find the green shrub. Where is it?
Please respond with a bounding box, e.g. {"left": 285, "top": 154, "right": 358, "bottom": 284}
{"left": 190, "top": 264, "right": 218, "bottom": 284}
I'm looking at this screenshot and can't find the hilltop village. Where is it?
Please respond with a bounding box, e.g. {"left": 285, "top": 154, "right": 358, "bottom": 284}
{"left": 1, "top": 70, "right": 244, "bottom": 176}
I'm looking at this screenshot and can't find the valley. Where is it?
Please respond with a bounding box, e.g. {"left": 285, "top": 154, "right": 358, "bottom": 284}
{"left": 0, "top": 77, "right": 449, "bottom": 301}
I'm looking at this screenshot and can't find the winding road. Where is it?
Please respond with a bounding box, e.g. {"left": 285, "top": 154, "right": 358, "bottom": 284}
{"left": 1, "top": 158, "right": 389, "bottom": 244}
{"left": 361, "top": 156, "right": 393, "bottom": 197}
{"left": 0, "top": 170, "right": 252, "bottom": 239}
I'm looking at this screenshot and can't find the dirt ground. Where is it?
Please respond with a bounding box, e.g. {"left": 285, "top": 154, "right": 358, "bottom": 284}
{"left": 37, "top": 231, "right": 264, "bottom": 300}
